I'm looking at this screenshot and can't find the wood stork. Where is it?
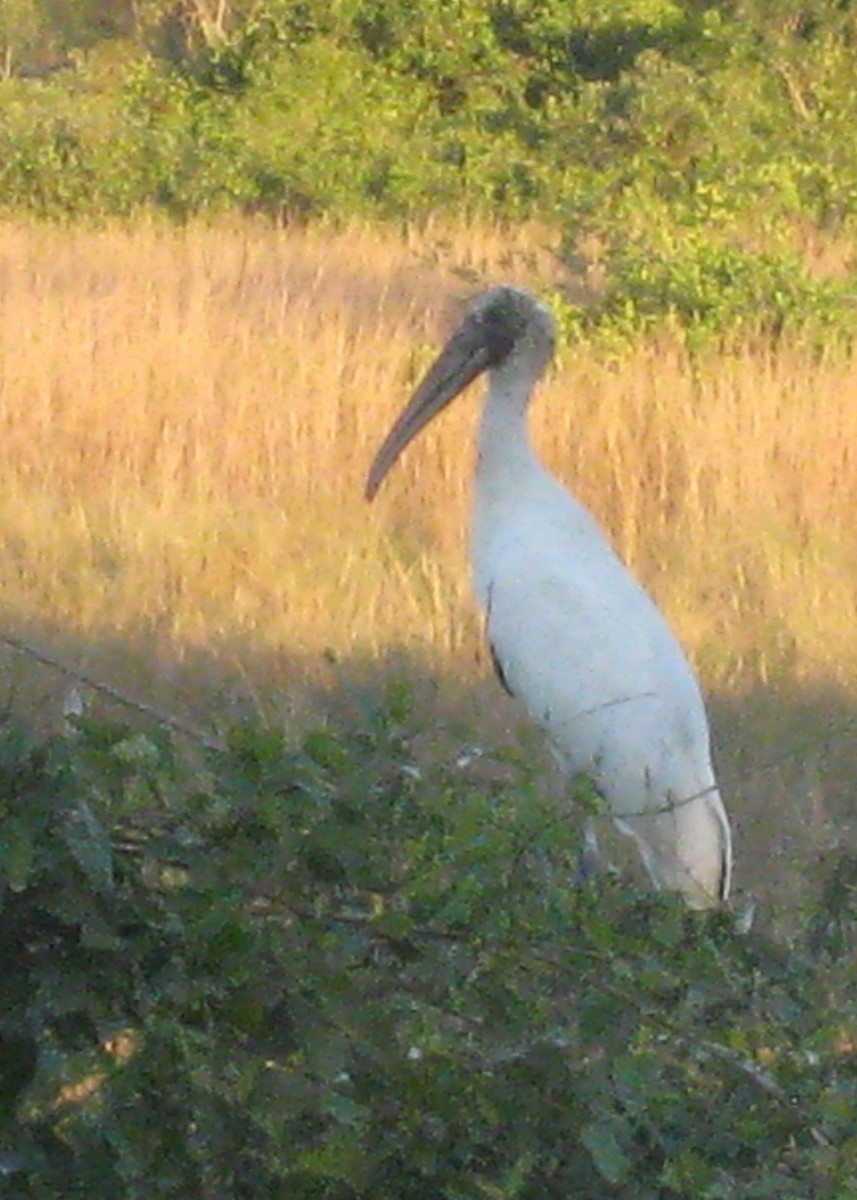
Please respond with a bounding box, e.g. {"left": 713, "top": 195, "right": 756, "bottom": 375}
{"left": 365, "top": 286, "right": 733, "bottom": 909}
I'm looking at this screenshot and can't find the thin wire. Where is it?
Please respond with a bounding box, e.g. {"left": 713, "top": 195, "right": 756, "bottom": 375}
{"left": 3, "top": 626, "right": 856, "bottom": 823}
{"left": 0, "top": 632, "right": 223, "bottom": 754}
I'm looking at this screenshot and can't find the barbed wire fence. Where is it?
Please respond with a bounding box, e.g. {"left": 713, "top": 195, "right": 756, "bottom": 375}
{"left": 1, "top": 623, "right": 856, "bottom": 909}
{"left": 0, "top": 630, "right": 224, "bottom": 753}
{"left": 3, "top": 626, "right": 857, "bottom": 781}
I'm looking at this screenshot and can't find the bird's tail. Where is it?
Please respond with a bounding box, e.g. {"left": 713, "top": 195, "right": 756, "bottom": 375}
{"left": 614, "top": 786, "right": 733, "bottom": 909}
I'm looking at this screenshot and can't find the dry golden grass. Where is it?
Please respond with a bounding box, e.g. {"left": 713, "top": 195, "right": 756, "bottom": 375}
{"left": 2, "top": 215, "right": 857, "bottom": 920}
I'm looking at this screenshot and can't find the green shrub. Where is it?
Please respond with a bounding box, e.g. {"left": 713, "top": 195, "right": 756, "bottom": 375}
{"left": 2, "top": 701, "right": 857, "bottom": 1197}
{"left": 5, "top": 2, "right": 857, "bottom": 335}
{"left": 574, "top": 233, "right": 857, "bottom": 351}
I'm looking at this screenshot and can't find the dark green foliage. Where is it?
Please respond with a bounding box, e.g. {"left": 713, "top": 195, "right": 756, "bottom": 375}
{"left": 0, "top": 3, "right": 853, "bottom": 235}
{"left": 4, "top": 1, "right": 857, "bottom": 342}
{"left": 554, "top": 232, "right": 857, "bottom": 352}
{"left": 2, "top": 702, "right": 857, "bottom": 1197}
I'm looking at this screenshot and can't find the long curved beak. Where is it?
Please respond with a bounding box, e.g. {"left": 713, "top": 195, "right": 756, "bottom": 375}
{"left": 365, "top": 322, "right": 490, "bottom": 501}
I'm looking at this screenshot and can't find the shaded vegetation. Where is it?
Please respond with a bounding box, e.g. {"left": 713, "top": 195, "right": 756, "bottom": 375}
{"left": 2, "top": 693, "right": 857, "bottom": 1197}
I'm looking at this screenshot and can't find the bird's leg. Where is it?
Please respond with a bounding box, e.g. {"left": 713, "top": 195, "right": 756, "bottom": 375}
{"left": 572, "top": 818, "right": 601, "bottom": 887}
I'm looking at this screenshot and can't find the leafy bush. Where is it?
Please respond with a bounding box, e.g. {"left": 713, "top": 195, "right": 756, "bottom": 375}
{"left": 5, "top": 1, "right": 857, "bottom": 340}
{"left": 562, "top": 232, "right": 857, "bottom": 351}
{"left": 0, "top": 1, "right": 856, "bottom": 229}
{"left": 2, "top": 699, "right": 857, "bottom": 1197}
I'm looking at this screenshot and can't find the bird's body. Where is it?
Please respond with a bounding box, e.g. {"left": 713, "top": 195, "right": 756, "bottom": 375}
{"left": 366, "top": 286, "right": 732, "bottom": 908}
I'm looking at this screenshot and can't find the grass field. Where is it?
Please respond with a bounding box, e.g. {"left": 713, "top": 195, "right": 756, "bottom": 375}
{"left": 1, "top": 216, "right": 857, "bottom": 924}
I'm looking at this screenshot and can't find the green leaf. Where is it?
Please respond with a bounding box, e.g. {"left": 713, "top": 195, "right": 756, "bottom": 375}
{"left": 110, "top": 733, "right": 162, "bottom": 768}
{"left": 580, "top": 1118, "right": 632, "bottom": 1185}
{"left": 61, "top": 800, "right": 115, "bottom": 892}
{"left": 0, "top": 816, "right": 35, "bottom": 892}
{"left": 303, "top": 729, "right": 350, "bottom": 770}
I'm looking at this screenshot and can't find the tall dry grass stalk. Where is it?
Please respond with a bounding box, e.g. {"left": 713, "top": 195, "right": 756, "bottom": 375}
{"left": 1, "top": 215, "right": 857, "bottom": 912}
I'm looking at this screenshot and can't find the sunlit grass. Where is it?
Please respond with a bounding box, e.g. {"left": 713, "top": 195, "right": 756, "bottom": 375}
{"left": 1, "top": 215, "right": 857, "bottom": 918}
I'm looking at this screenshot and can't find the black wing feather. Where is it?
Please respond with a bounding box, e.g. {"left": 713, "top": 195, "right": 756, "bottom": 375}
{"left": 485, "top": 580, "right": 515, "bottom": 698}
{"left": 489, "top": 640, "right": 515, "bottom": 698}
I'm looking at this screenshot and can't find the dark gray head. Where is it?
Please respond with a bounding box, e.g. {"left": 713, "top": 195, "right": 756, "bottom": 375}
{"left": 465, "top": 285, "right": 556, "bottom": 369}
{"left": 365, "top": 286, "right": 556, "bottom": 499}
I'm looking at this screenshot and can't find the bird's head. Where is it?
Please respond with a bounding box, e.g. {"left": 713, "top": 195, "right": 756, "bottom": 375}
{"left": 365, "top": 286, "right": 556, "bottom": 500}
{"left": 467, "top": 286, "right": 556, "bottom": 374}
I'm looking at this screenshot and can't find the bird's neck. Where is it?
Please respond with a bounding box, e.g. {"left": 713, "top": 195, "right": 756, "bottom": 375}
{"left": 476, "top": 374, "right": 540, "bottom": 496}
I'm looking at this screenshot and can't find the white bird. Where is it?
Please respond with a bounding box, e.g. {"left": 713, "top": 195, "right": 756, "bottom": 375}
{"left": 365, "top": 286, "right": 732, "bottom": 909}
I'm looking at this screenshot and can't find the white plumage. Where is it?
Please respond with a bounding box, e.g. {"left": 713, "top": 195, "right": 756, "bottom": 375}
{"left": 366, "top": 286, "right": 732, "bottom": 909}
